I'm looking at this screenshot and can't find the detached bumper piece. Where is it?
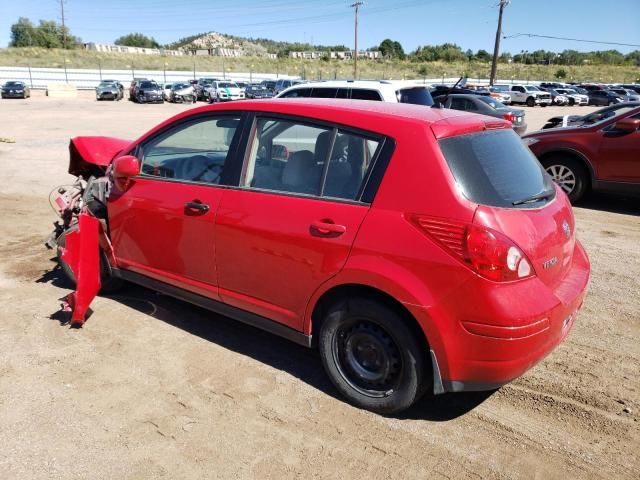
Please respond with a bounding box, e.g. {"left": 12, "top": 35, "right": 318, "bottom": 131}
{"left": 60, "top": 213, "right": 101, "bottom": 327}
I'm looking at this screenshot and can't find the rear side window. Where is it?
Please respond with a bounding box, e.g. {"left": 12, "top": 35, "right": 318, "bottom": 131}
{"left": 311, "top": 88, "right": 338, "bottom": 98}
{"left": 280, "top": 88, "right": 311, "bottom": 98}
{"left": 438, "top": 129, "right": 555, "bottom": 208}
{"left": 351, "top": 89, "right": 382, "bottom": 101}
{"left": 396, "top": 87, "right": 434, "bottom": 106}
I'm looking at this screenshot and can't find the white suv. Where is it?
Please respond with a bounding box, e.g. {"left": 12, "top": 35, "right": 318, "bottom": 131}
{"left": 495, "top": 84, "right": 552, "bottom": 107}
{"left": 276, "top": 80, "right": 434, "bottom": 106}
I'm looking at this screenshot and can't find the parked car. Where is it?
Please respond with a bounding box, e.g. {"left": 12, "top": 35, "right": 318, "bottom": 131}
{"left": 276, "top": 80, "right": 434, "bottom": 106}
{"left": 541, "top": 102, "right": 640, "bottom": 129}
{"left": 245, "top": 84, "right": 273, "bottom": 99}
{"left": 496, "top": 84, "right": 552, "bottom": 107}
{"left": 544, "top": 89, "right": 570, "bottom": 106}
{"left": 235, "top": 81, "right": 248, "bottom": 92}
{"left": 273, "top": 78, "right": 305, "bottom": 95}
{"left": 1, "top": 81, "right": 31, "bottom": 99}
{"left": 95, "top": 80, "right": 123, "bottom": 101}
{"left": 430, "top": 85, "right": 490, "bottom": 97}
{"left": 195, "top": 77, "right": 220, "bottom": 101}
{"left": 578, "top": 84, "right": 606, "bottom": 92}
{"left": 168, "top": 83, "right": 196, "bottom": 103}
{"left": 48, "top": 99, "right": 590, "bottom": 414}
{"left": 488, "top": 87, "right": 511, "bottom": 104}
{"left": 554, "top": 88, "right": 589, "bottom": 106}
{"left": 607, "top": 88, "right": 640, "bottom": 102}
{"left": 261, "top": 80, "right": 277, "bottom": 93}
{"left": 128, "top": 78, "right": 148, "bottom": 101}
{"left": 133, "top": 80, "right": 164, "bottom": 104}
{"left": 162, "top": 83, "right": 174, "bottom": 101}
{"left": 206, "top": 81, "right": 245, "bottom": 102}
{"left": 523, "top": 104, "right": 640, "bottom": 202}
{"left": 621, "top": 84, "right": 640, "bottom": 95}
{"left": 433, "top": 94, "right": 527, "bottom": 135}
{"left": 587, "top": 90, "right": 624, "bottom": 106}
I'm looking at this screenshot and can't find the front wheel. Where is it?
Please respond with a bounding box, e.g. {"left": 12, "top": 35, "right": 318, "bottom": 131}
{"left": 526, "top": 96, "right": 536, "bottom": 107}
{"left": 318, "top": 297, "right": 428, "bottom": 414}
{"left": 542, "top": 155, "right": 588, "bottom": 203}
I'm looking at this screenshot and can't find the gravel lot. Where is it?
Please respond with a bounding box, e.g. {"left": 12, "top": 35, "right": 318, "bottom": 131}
{"left": 0, "top": 91, "right": 638, "bottom": 479}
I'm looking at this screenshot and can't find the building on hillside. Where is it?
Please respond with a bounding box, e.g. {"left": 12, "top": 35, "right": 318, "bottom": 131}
{"left": 289, "top": 50, "right": 381, "bottom": 60}
{"left": 83, "top": 43, "right": 184, "bottom": 56}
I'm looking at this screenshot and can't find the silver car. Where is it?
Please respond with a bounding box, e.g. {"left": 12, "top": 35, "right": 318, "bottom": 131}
{"left": 95, "top": 80, "right": 123, "bottom": 101}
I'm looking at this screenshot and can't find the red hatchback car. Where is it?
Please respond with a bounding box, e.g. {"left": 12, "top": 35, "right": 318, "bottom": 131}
{"left": 49, "top": 99, "right": 590, "bottom": 414}
{"left": 523, "top": 104, "right": 640, "bottom": 202}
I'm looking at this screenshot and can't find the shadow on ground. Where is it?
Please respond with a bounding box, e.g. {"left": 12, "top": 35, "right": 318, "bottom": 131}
{"left": 36, "top": 263, "right": 493, "bottom": 421}
{"left": 576, "top": 192, "right": 640, "bottom": 216}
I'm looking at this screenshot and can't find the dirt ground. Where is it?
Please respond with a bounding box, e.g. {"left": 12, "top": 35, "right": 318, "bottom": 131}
{"left": 0, "top": 91, "right": 638, "bottom": 479}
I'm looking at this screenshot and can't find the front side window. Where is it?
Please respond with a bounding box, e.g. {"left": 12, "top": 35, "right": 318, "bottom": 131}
{"left": 140, "top": 116, "right": 241, "bottom": 184}
{"left": 242, "top": 118, "right": 382, "bottom": 201}
{"left": 351, "top": 89, "right": 382, "bottom": 101}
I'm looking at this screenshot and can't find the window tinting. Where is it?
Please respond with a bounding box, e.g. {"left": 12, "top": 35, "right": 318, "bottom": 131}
{"left": 438, "top": 129, "right": 555, "bottom": 208}
{"left": 140, "top": 116, "right": 241, "bottom": 184}
{"left": 311, "top": 88, "right": 338, "bottom": 98}
{"left": 396, "top": 87, "right": 434, "bottom": 106}
{"left": 280, "top": 88, "right": 311, "bottom": 98}
{"left": 350, "top": 89, "right": 382, "bottom": 101}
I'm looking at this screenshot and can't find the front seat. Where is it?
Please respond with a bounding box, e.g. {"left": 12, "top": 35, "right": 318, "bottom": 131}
{"left": 281, "top": 150, "right": 320, "bottom": 195}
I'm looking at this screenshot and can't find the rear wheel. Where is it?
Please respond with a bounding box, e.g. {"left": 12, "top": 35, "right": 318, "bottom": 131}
{"left": 318, "top": 297, "right": 428, "bottom": 414}
{"left": 542, "top": 155, "right": 588, "bottom": 203}
{"left": 526, "top": 96, "right": 536, "bottom": 107}
{"left": 55, "top": 225, "right": 122, "bottom": 293}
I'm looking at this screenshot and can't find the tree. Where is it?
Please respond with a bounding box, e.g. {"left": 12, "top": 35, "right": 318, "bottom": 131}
{"left": 9, "top": 17, "right": 79, "bottom": 48}
{"left": 475, "top": 49, "right": 492, "bottom": 62}
{"left": 379, "top": 38, "right": 405, "bottom": 59}
{"left": 555, "top": 68, "right": 568, "bottom": 79}
{"left": 10, "top": 17, "right": 36, "bottom": 47}
{"left": 114, "top": 33, "right": 160, "bottom": 48}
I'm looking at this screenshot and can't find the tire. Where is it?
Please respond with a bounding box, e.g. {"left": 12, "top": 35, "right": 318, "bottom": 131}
{"left": 568, "top": 98, "right": 575, "bottom": 106}
{"left": 526, "top": 96, "right": 536, "bottom": 107}
{"left": 55, "top": 225, "right": 123, "bottom": 293}
{"left": 542, "top": 155, "right": 588, "bottom": 203}
{"left": 318, "top": 297, "right": 428, "bottom": 415}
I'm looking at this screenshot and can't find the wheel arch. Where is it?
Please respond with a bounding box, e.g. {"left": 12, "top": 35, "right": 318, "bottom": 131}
{"left": 539, "top": 148, "right": 596, "bottom": 188}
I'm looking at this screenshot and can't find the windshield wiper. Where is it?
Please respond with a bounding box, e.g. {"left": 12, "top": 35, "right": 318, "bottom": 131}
{"left": 512, "top": 190, "right": 554, "bottom": 206}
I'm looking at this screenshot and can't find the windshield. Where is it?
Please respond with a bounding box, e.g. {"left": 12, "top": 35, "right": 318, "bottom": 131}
{"left": 439, "top": 129, "right": 554, "bottom": 208}
{"left": 478, "top": 96, "right": 506, "bottom": 110}
{"left": 525, "top": 86, "right": 541, "bottom": 92}
{"left": 5, "top": 81, "right": 24, "bottom": 87}
{"left": 396, "top": 87, "right": 434, "bottom": 106}
{"left": 140, "top": 81, "right": 158, "bottom": 89}
{"left": 580, "top": 105, "right": 637, "bottom": 126}
{"left": 172, "top": 83, "right": 189, "bottom": 89}
{"left": 218, "top": 82, "right": 237, "bottom": 88}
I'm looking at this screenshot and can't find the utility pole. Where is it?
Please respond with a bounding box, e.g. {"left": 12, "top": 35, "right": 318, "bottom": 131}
{"left": 60, "top": 0, "right": 67, "bottom": 49}
{"left": 350, "top": 2, "right": 364, "bottom": 79}
{"left": 489, "top": 0, "right": 509, "bottom": 86}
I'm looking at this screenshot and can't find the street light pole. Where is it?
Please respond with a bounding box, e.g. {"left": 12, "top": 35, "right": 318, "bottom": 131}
{"left": 350, "top": 2, "right": 364, "bottom": 79}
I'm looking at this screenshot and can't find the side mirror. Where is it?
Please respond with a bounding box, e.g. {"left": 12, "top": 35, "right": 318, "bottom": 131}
{"left": 112, "top": 155, "right": 140, "bottom": 178}
{"left": 613, "top": 118, "right": 640, "bottom": 133}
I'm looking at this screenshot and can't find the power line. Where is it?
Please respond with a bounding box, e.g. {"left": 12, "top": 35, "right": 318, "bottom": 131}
{"left": 503, "top": 33, "right": 640, "bottom": 48}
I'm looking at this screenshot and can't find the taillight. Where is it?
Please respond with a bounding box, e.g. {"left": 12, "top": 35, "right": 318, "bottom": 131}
{"left": 409, "top": 216, "right": 535, "bottom": 282}
{"left": 502, "top": 112, "right": 514, "bottom": 122}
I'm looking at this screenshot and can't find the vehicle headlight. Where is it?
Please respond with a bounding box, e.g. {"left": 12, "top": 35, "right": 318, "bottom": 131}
{"left": 521, "top": 137, "right": 539, "bottom": 147}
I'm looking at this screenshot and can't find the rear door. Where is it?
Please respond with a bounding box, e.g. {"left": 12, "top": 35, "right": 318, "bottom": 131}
{"left": 108, "top": 113, "right": 247, "bottom": 298}
{"left": 215, "top": 115, "right": 385, "bottom": 330}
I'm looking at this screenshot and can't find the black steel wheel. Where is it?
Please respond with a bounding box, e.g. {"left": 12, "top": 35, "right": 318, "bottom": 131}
{"left": 319, "top": 297, "right": 429, "bottom": 414}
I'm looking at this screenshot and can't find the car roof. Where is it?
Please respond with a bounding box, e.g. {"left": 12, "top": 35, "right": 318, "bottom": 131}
{"left": 281, "top": 80, "right": 428, "bottom": 90}
{"left": 133, "top": 98, "right": 510, "bottom": 148}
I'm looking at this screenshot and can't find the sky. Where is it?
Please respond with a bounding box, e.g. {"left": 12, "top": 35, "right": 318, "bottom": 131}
{"left": 2, "top": 0, "right": 639, "bottom": 54}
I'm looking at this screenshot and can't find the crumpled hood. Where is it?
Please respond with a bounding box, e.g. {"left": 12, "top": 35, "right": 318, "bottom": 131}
{"left": 68, "top": 136, "right": 131, "bottom": 176}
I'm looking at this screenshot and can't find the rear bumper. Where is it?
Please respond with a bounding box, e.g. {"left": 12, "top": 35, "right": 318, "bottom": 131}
{"left": 426, "top": 240, "right": 590, "bottom": 393}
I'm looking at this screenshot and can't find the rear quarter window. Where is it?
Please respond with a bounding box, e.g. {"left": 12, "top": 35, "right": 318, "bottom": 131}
{"left": 438, "top": 129, "right": 555, "bottom": 208}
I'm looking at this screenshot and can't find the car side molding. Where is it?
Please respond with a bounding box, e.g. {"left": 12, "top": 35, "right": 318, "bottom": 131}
{"left": 115, "top": 269, "right": 313, "bottom": 348}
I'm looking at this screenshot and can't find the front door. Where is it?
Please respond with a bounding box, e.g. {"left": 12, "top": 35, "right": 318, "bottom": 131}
{"left": 215, "top": 116, "right": 384, "bottom": 330}
{"left": 108, "top": 113, "right": 245, "bottom": 298}
{"left": 597, "top": 113, "right": 640, "bottom": 182}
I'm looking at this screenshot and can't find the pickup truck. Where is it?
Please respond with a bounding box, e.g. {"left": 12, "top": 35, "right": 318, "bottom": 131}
{"left": 494, "top": 84, "right": 552, "bottom": 107}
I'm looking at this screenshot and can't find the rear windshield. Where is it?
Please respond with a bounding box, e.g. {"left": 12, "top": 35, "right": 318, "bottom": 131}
{"left": 397, "top": 87, "right": 434, "bottom": 106}
{"left": 438, "top": 129, "right": 555, "bottom": 208}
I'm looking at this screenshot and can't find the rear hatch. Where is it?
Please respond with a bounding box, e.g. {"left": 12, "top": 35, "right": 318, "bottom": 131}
{"left": 437, "top": 128, "right": 575, "bottom": 288}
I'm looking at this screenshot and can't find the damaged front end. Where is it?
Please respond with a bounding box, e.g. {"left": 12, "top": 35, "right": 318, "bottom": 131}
{"left": 46, "top": 136, "right": 129, "bottom": 326}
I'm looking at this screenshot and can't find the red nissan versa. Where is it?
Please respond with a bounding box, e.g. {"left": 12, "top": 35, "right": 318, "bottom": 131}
{"left": 49, "top": 99, "right": 590, "bottom": 414}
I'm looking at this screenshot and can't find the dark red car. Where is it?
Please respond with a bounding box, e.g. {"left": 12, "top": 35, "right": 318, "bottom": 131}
{"left": 523, "top": 104, "right": 640, "bottom": 202}
{"left": 48, "top": 100, "right": 590, "bottom": 414}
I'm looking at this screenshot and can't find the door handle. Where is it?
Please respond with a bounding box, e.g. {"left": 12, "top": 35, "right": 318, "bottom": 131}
{"left": 184, "top": 201, "right": 210, "bottom": 213}
{"left": 310, "top": 220, "right": 346, "bottom": 236}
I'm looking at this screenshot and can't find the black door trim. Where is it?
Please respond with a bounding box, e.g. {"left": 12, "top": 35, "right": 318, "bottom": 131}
{"left": 114, "top": 268, "right": 313, "bottom": 348}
